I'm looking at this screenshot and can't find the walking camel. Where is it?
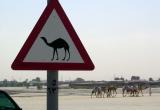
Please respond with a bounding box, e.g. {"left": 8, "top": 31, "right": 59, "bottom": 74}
{"left": 41, "top": 37, "right": 70, "bottom": 61}
{"left": 122, "top": 85, "right": 139, "bottom": 97}
{"left": 107, "top": 85, "right": 117, "bottom": 97}
{"left": 91, "top": 86, "right": 102, "bottom": 98}
{"left": 91, "top": 86, "right": 117, "bottom": 98}
{"left": 137, "top": 84, "right": 149, "bottom": 96}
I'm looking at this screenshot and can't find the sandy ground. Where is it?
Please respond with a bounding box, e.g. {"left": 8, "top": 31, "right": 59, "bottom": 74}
{"left": 59, "top": 94, "right": 160, "bottom": 110}
{"left": 6, "top": 87, "right": 160, "bottom": 110}
{"left": 12, "top": 94, "right": 160, "bottom": 110}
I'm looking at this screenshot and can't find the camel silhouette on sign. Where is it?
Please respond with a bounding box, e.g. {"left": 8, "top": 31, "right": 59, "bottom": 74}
{"left": 41, "top": 37, "right": 70, "bottom": 61}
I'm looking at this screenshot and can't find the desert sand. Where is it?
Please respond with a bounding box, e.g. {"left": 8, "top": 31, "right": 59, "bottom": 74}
{"left": 7, "top": 87, "right": 160, "bottom": 110}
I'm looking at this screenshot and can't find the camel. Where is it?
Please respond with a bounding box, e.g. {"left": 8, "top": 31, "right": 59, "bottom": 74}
{"left": 91, "top": 86, "right": 117, "bottom": 98}
{"left": 122, "top": 85, "right": 139, "bottom": 97}
{"left": 91, "top": 87, "right": 97, "bottom": 98}
{"left": 101, "top": 86, "right": 109, "bottom": 98}
{"left": 91, "top": 86, "right": 102, "bottom": 98}
{"left": 137, "top": 84, "right": 149, "bottom": 96}
{"left": 122, "top": 85, "right": 132, "bottom": 97}
{"left": 107, "top": 85, "right": 117, "bottom": 97}
{"left": 41, "top": 37, "right": 70, "bottom": 61}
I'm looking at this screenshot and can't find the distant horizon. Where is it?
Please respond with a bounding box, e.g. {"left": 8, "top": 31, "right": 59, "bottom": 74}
{"left": 0, "top": 74, "right": 159, "bottom": 82}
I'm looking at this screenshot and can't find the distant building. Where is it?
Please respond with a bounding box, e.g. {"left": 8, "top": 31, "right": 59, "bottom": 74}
{"left": 149, "top": 77, "right": 154, "bottom": 81}
{"left": 114, "top": 77, "right": 124, "bottom": 81}
{"left": 131, "top": 76, "right": 140, "bottom": 81}
{"left": 29, "top": 80, "right": 46, "bottom": 86}
{"left": 73, "top": 77, "right": 85, "bottom": 83}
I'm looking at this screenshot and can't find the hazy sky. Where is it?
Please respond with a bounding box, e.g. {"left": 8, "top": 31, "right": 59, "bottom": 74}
{"left": 0, "top": 0, "right": 160, "bottom": 81}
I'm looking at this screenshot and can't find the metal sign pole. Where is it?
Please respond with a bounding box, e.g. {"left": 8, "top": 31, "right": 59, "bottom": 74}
{"left": 46, "top": 0, "right": 58, "bottom": 109}
{"left": 47, "top": 70, "right": 58, "bottom": 110}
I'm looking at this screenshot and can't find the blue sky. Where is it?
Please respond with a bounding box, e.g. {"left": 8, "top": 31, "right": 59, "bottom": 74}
{"left": 0, "top": 0, "right": 160, "bottom": 81}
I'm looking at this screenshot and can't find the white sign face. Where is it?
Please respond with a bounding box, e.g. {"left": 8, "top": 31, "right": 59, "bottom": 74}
{"left": 24, "top": 10, "right": 84, "bottom": 63}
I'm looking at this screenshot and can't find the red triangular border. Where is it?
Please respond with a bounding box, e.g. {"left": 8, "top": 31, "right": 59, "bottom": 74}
{"left": 11, "top": 0, "right": 94, "bottom": 70}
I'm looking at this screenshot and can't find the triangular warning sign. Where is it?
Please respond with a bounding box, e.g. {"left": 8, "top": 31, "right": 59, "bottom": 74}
{"left": 11, "top": 0, "right": 94, "bottom": 70}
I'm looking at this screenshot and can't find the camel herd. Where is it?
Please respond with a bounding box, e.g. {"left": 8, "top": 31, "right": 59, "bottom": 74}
{"left": 91, "top": 84, "right": 150, "bottom": 98}
{"left": 91, "top": 85, "right": 117, "bottom": 98}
